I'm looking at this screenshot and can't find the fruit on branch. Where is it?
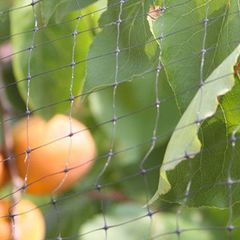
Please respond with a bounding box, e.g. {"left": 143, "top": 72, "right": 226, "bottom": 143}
{"left": 12, "top": 114, "right": 96, "bottom": 195}
{"left": 0, "top": 199, "right": 45, "bottom": 240}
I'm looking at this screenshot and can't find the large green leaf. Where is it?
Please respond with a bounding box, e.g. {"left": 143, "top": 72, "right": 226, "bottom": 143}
{"left": 160, "top": 112, "right": 240, "bottom": 208}
{"left": 10, "top": 0, "right": 95, "bottom": 118}
{"left": 146, "top": 0, "right": 240, "bottom": 206}
{"left": 149, "top": 45, "right": 240, "bottom": 204}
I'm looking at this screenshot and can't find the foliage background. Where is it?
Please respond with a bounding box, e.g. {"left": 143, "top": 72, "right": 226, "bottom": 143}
{"left": 0, "top": 0, "right": 240, "bottom": 239}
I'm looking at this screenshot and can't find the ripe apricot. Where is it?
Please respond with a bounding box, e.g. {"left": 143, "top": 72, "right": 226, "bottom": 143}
{"left": 0, "top": 199, "right": 45, "bottom": 240}
{"left": 0, "top": 155, "right": 4, "bottom": 187}
{"left": 13, "top": 114, "right": 96, "bottom": 194}
{"left": 0, "top": 200, "right": 10, "bottom": 240}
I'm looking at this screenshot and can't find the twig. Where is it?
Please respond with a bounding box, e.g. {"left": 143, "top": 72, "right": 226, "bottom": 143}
{"left": 87, "top": 190, "right": 130, "bottom": 202}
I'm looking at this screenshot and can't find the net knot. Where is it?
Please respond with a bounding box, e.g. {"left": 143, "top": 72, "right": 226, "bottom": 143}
{"left": 227, "top": 225, "right": 234, "bottom": 231}
{"left": 95, "top": 184, "right": 102, "bottom": 191}
{"left": 26, "top": 147, "right": 32, "bottom": 154}
{"left": 140, "top": 168, "right": 147, "bottom": 176}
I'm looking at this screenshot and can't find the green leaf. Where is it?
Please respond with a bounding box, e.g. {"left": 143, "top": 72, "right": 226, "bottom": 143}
{"left": 160, "top": 114, "right": 240, "bottom": 207}
{"left": 55, "top": 0, "right": 107, "bottom": 25}
{"left": 10, "top": 0, "right": 95, "bottom": 118}
{"left": 40, "top": 0, "right": 98, "bottom": 24}
{"left": 150, "top": 0, "right": 240, "bottom": 110}
{"left": 221, "top": 64, "right": 240, "bottom": 133}
{"left": 146, "top": 0, "right": 240, "bottom": 206}
{"left": 84, "top": 0, "right": 154, "bottom": 91}
{"left": 149, "top": 45, "right": 240, "bottom": 205}
{"left": 0, "top": 1, "right": 11, "bottom": 44}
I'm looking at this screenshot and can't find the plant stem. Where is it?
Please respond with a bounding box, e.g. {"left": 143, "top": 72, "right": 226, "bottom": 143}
{"left": 88, "top": 190, "right": 130, "bottom": 202}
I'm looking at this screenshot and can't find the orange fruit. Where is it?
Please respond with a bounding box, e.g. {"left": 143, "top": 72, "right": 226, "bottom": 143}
{"left": 0, "top": 155, "right": 4, "bottom": 187}
{"left": 0, "top": 199, "right": 45, "bottom": 240}
{"left": 13, "top": 114, "right": 96, "bottom": 195}
{"left": 0, "top": 200, "right": 11, "bottom": 240}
